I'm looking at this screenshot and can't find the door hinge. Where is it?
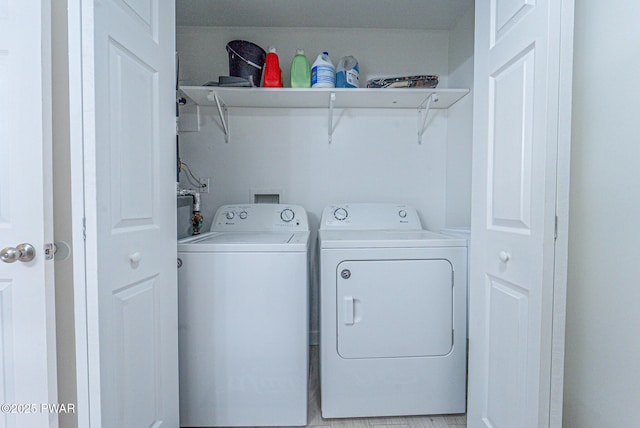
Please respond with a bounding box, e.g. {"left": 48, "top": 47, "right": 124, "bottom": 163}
{"left": 554, "top": 215, "right": 558, "bottom": 240}
{"left": 44, "top": 243, "right": 56, "bottom": 260}
{"left": 83, "top": 217, "right": 86, "bottom": 241}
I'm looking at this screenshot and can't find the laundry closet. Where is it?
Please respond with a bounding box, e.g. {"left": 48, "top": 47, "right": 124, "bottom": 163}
{"left": 175, "top": 1, "right": 476, "bottom": 347}
{"left": 52, "top": 0, "right": 572, "bottom": 426}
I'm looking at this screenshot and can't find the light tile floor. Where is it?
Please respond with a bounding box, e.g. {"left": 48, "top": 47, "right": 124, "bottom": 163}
{"left": 304, "top": 346, "right": 466, "bottom": 428}
{"left": 216, "top": 345, "right": 466, "bottom": 428}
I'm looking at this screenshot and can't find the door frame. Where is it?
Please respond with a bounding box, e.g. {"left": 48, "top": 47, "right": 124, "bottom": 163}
{"left": 549, "top": 0, "right": 575, "bottom": 425}
{"left": 66, "top": 0, "right": 100, "bottom": 426}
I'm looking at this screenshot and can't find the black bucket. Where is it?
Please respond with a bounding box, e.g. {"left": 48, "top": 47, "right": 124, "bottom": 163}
{"left": 226, "top": 40, "right": 266, "bottom": 87}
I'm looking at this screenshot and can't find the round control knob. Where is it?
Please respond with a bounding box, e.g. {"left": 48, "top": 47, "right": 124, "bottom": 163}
{"left": 398, "top": 210, "right": 407, "bottom": 218}
{"left": 280, "top": 208, "right": 295, "bottom": 222}
{"left": 333, "top": 207, "right": 348, "bottom": 221}
{"left": 239, "top": 211, "right": 248, "bottom": 219}
{"left": 225, "top": 211, "right": 235, "bottom": 220}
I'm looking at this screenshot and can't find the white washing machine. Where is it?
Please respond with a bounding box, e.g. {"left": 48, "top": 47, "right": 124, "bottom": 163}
{"left": 319, "top": 203, "right": 467, "bottom": 418}
{"left": 178, "top": 204, "right": 310, "bottom": 427}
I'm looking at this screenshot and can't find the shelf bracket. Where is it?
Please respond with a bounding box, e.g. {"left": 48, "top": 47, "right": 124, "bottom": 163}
{"left": 208, "top": 91, "right": 230, "bottom": 143}
{"left": 328, "top": 92, "right": 336, "bottom": 144}
{"left": 417, "top": 93, "right": 439, "bottom": 144}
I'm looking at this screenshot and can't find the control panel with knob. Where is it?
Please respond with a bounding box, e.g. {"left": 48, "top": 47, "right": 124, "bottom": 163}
{"left": 321, "top": 203, "right": 422, "bottom": 230}
{"left": 211, "top": 204, "right": 309, "bottom": 232}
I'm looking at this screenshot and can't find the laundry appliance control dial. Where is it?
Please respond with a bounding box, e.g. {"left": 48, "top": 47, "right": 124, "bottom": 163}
{"left": 225, "top": 211, "right": 235, "bottom": 220}
{"left": 239, "top": 211, "right": 248, "bottom": 219}
{"left": 333, "top": 207, "right": 349, "bottom": 221}
{"left": 280, "top": 208, "right": 295, "bottom": 222}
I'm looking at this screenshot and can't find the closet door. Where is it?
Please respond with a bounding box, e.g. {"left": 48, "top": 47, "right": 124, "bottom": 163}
{"left": 78, "top": 0, "right": 178, "bottom": 426}
{"left": 468, "top": 0, "right": 574, "bottom": 427}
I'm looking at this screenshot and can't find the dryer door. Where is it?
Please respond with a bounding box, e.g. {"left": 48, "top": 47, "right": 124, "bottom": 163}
{"left": 337, "top": 259, "right": 453, "bottom": 359}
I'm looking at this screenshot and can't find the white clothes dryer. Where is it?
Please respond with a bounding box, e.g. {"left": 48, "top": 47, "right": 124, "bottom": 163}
{"left": 319, "top": 203, "right": 467, "bottom": 418}
{"left": 178, "top": 204, "right": 310, "bottom": 427}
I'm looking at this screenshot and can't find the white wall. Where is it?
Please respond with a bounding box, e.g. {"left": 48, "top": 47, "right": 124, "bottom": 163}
{"left": 179, "top": 107, "right": 450, "bottom": 232}
{"left": 563, "top": 1, "right": 640, "bottom": 426}
{"left": 446, "top": 4, "right": 474, "bottom": 227}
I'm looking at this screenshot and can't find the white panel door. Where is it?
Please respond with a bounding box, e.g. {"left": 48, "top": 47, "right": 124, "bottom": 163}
{"left": 468, "top": 0, "right": 573, "bottom": 427}
{"left": 80, "top": 0, "right": 178, "bottom": 426}
{"left": 0, "top": 1, "right": 56, "bottom": 427}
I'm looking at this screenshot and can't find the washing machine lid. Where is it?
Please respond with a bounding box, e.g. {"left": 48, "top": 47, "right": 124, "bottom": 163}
{"left": 319, "top": 229, "right": 467, "bottom": 249}
{"left": 178, "top": 231, "right": 310, "bottom": 252}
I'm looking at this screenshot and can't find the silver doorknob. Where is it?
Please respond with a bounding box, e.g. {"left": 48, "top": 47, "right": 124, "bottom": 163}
{"left": 1, "top": 243, "right": 36, "bottom": 263}
{"left": 1, "top": 247, "right": 18, "bottom": 263}
{"left": 498, "top": 250, "right": 511, "bottom": 263}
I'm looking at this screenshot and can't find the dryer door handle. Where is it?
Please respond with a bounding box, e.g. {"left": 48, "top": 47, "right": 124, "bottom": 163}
{"left": 343, "top": 296, "right": 355, "bottom": 325}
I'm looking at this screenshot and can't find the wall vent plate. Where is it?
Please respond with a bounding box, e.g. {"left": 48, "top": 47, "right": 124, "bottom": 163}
{"left": 254, "top": 194, "right": 280, "bottom": 204}
{"left": 251, "top": 188, "right": 283, "bottom": 204}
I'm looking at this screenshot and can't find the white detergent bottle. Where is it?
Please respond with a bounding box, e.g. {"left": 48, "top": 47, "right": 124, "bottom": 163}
{"left": 311, "top": 51, "right": 335, "bottom": 88}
